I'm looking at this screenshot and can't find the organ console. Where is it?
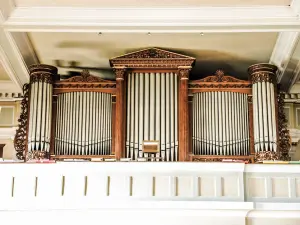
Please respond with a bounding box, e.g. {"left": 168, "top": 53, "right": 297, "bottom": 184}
{"left": 14, "top": 48, "right": 291, "bottom": 162}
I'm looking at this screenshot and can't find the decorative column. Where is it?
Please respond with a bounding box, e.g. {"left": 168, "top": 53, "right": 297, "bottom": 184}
{"left": 178, "top": 66, "right": 192, "bottom": 161}
{"left": 114, "top": 67, "right": 126, "bottom": 160}
{"left": 27, "top": 64, "right": 57, "bottom": 160}
{"left": 248, "top": 63, "right": 279, "bottom": 161}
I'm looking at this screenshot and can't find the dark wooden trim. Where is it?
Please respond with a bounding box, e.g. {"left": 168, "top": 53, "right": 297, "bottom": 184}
{"left": 189, "top": 88, "right": 252, "bottom": 95}
{"left": 54, "top": 88, "right": 116, "bottom": 95}
{"left": 111, "top": 96, "right": 116, "bottom": 154}
{"left": 248, "top": 96, "right": 255, "bottom": 156}
{"left": 50, "top": 95, "right": 57, "bottom": 157}
{"left": 178, "top": 67, "right": 191, "bottom": 161}
{"left": 114, "top": 68, "right": 126, "bottom": 160}
{"left": 51, "top": 155, "right": 115, "bottom": 159}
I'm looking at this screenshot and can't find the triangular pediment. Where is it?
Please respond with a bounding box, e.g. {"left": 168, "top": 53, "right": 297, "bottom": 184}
{"left": 109, "top": 48, "right": 195, "bottom": 69}
{"left": 110, "top": 48, "right": 195, "bottom": 60}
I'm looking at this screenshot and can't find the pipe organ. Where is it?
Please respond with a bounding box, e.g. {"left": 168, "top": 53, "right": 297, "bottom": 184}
{"left": 14, "top": 48, "right": 290, "bottom": 162}
{"left": 125, "top": 72, "right": 178, "bottom": 161}
{"left": 55, "top": 92, "right": 112, "bottom": 156}
{"left": 192, "top": 91, "right": 250, "bottom": 156}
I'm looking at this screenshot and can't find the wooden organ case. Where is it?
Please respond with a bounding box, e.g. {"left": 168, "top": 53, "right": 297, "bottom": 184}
{"left": 14, "top": 48, "right": 290, "bottom": 162}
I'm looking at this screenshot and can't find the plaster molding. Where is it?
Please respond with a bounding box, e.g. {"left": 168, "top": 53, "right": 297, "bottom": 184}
{"left": 3, "top": 6, "right": 300, "bottom": 32}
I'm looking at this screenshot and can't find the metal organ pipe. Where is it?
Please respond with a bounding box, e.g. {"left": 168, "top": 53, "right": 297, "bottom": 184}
{"left": 192, "top": 91, "right": 250, "bottom": 156}
{"left": 248, "top": 63, "right": 278, "bottom": 154}
{"left": 126, "top": 72, "right": 178, "bottom": 161}
{"left": 27, "top": 65, "right": 57, "bottom": 159}
{"left": 54, "top": 92, "right": 112, "bottom": 156}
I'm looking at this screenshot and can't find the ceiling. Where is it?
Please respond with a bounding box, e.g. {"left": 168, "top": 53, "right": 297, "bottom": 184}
{"left": 15, "top": 0, "right": 291, "bottom": 7}
{"left": 2, "top": 0, "right": 300, "bottom": 93}
{"left": 28, "top": 32, "right": 278, "bottom": 80}
{"left": 0, "top": 64, "right": 10, "bottom": 81}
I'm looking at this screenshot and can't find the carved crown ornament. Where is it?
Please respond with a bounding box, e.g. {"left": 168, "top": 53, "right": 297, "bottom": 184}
{"left": 109, "top": 47, "right": 195, "bottom": 69}
{"left": 189, "top": 70, "right": 252, "bottom": 89}
{"left": 53, "top": 70, "right": 116, "bottom": 90}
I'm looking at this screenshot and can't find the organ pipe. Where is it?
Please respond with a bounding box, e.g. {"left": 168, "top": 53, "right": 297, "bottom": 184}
{"left": 248, "top": 63, "right": 278, "bottom": 154}
{"left": 192, "top": 91, "right": 250, "bottom": 156}
{"left": 54, "top": 92, "right": 112, "bottom": 155}
{"left": 126, "top": 72, "right": 178, "bottom": 161}
{"left": 27, "top": 65, "right": 57, "bottom": 159}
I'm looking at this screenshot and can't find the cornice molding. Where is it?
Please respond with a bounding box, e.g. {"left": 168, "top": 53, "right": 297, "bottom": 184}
{"left": 3, "top": 6, "right": 300, "bottom": 32}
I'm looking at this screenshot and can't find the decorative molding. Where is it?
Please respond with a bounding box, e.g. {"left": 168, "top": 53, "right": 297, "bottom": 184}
{"left": 13, "top": 83, "right": 29, "bottom": 160}
{"left": 110, "top": 48, "right": 195, "bottom": 69}
{"left": 277, "top": 92, "right": 292, "bottom": 161}
{"left": 113, "top": 67, "right": 126, "bottom": 80}
{"left": 54, "top": 70, "right": 116, "bottom": 90}
{"left": 60, "top": 69, "right": 110, "bottom": 83}
{"left": 3, "top": 6, "right": 300, "bottom": 32}
{"left": 248, "top": 63, "right": 278, "bottom": 84}
{"left": 178, "top": 66, "right": 191, "bottom": 80}
{"left": 254, "top": 151, "right": 279, "bottom": 162}
{"left": 189, "top": 70, "right": 251, "bottom": 89}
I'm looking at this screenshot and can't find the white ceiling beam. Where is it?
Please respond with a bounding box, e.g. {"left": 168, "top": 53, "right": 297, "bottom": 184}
{"left": 269, "top": 32, "right": 299, "bottom": 84}
{"left": 0, "top": 0, "right": 36, "bottom": 90}
{"left": 4, "top": 6, "right": 300, "bottom": 32}
{"left": 272, "top": 0, "right": 300, "bottom": 91}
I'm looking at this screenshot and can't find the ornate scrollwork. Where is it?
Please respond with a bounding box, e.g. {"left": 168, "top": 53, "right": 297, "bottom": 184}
{"left": 62, "top": 70, "right": 110, "bottom": 83}
{"left": 109, "top": 48, "right": 195, "bottom": 69}
{"left": 178, "top": 67, "right": 191, "bottom": 80}
{"left": 113, "top": 48, "right": 191, "bottom": 59}
{"left": 30, "top": 73, "right": 53, "bottom": 84}
{"left": 54, "top": 83, "right": 116, "bottom": 89}
{"left": 192, "top": 156, "right": 251, "bottom": 162}
{"left": 277, "top": 92, "right": 291, "bottom": 161}
{"left": 113, "top": 67, "right": 126, "bottom": 80}
{"left": 25, "top": 150, "right": 49, "bottom": 161}
{"left": 197, "top": 70, "right": 250, "bottom": 83}
{"left": 14, "top": 83, "right": 29, "bottom": 160}
{"left": 254, "top": 150, "right": 279, "bottom": 162}
{"left": 250, "top": 72, "right": 276, "bottom": 84}
{"left": 188, "top": 83, "right": 252, "bottom": 89}
{"left": 248, "top": 63, "right": 277, "bottom": 84}
{"left": 189, "top": 70, "right": 251, "bottom": 89}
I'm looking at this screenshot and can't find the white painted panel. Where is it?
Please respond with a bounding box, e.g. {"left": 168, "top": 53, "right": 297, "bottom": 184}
{"left": 132, "top": 175, "right": 153, "bottom": 197}
{"left": 109, "top": 175, "right": 131, "bottom": 197}
{"left": 177, "top": 176, "right": 193, "bottom": 197}
{"left": 86, "top": 174, "right": 109, "bottom": 197}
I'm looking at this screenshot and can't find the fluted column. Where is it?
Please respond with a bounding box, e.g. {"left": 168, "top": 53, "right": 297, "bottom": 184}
{"left": 178, "top": 66, "right": 192, "bottom": 161}
{"left": 27, "top": 64, "right": 57, "bottom": 160}
{"left": 248, "top": 63, "right": 279, "bottom": 162}
{"left": 114, "top": 67, "right": 126, "bottom": 160}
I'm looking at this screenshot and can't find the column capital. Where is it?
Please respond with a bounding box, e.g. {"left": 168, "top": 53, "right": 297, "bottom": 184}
{"left": 29, "top": 64, "right": 58, "bottom": 84}
{"left": 178, "top": 66, "right": 192, "bottom": 80}
{"left": 113, "top": 66, "right": 127, "bottom": 80}
{"left": 248, "top": 63, "right": 277, "bottom": 84}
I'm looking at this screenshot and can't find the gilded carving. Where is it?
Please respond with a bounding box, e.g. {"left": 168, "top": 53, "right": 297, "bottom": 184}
{"left": 112, "top": 48, "right": 194, "bottom": 59}
{"left": 109, "top": 48, "right": 195, "bottom": 69}
{"left": 26, "top": 150, "right": 49, "bottom": 161}
{"left": 14, "top": 84, "right": 29, "bottom": 160}
{"left": 254, "top": 150, "right": 279, "bottom": 162}
{"left": 277, "top": 92, "right": 291, "bottom": 161}
{"left": 113, "top": 68, "right": 126, "bottom": 80}
{"left": 30, "top": 73, "right": 53, "bottom": 84}
{"left": 250, "top": 72, "right": 276, "bottom": 84}
{"left": 62, "top": 70, "right": 111, "bottom": 83}
{"left": 178, "top": 67, "right": 191, "bottom": 80}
